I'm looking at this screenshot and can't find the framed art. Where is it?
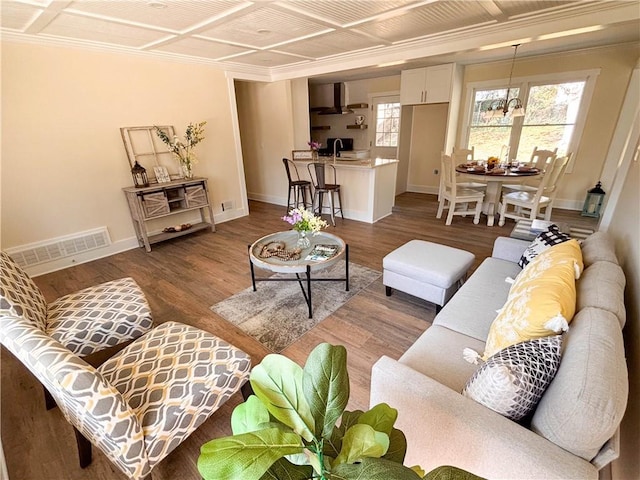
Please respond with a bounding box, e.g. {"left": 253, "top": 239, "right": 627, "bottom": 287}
{"left": 153, "top": 166, "right": 171, "bottom": 183}
{"left": 292, "top": 150, "right": 314, "bottom": 160}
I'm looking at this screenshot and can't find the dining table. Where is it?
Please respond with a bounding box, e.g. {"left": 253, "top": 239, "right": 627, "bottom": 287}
{"left": 455, "top": 164, "right": 541, "bottom": 226}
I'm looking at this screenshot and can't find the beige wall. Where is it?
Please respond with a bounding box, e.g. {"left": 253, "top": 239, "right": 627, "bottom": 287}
{"left": 235, "top": 80, "right": 295, "bottom": 205}
{"left": 608, "top": 158, "right": 640, "bottom": 480}
{"left": 1, "top": 41, "right": 245, "bottom": 253}
{"left": 406, "top": 103, "right": 449, "bottom": 192}
{"left": 459, "top": 44, "right": 638, "bottom": 207}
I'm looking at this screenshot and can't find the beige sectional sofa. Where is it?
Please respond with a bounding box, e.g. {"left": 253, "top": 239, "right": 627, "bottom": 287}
{"left": 370, "top": 232, "right": 628, "bottom": 479}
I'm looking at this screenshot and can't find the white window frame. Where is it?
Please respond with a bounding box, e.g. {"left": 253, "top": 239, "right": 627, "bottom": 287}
{"left": 461, "top": 68, "right": 600, "bottom": 173}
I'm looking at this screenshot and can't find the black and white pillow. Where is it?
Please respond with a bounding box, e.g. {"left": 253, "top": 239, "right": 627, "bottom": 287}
{"left": 518, "top": 225, "right": 571, "bottom": 268}
{"left": 462, "top": 335, "right": 562, "bottom": 422}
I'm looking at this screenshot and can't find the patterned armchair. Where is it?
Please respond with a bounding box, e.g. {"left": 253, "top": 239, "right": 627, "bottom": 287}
{"left": 1, "top": 315, "right": 251, "bottom": 479}
{"left": 0, "top": 251, "right": 154, "bottom": 357}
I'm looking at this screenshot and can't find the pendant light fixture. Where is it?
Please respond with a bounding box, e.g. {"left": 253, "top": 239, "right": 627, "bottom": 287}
{"left": 483, "top": 44, "right": 526, "bottom": 120}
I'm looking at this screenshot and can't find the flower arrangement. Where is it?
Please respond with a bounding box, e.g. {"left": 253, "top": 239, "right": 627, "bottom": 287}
{"left": 308, "top": 140, "right": 321, "bottom": 151}
{"left": 155, "top": 121, "right": 206, "bottom": 178}
{"left": 282, "top": 208, "right": 328, "bottom": 233}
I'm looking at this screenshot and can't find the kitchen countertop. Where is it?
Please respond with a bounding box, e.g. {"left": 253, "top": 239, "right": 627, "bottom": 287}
{"left": 294, "top": 158, "right": 398, "bottom": 169}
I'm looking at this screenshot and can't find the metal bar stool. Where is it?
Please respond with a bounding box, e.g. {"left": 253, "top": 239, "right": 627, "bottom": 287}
{"left": 307, "top": 162, "right": 343, "bottom": 226}
{"left": 283, "top": 158, "right": 312, "bottom": 212}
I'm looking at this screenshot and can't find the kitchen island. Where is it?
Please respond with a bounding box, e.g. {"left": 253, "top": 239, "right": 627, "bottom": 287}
{"left": 294, "top": 158, "right": 398, "bottom": 223}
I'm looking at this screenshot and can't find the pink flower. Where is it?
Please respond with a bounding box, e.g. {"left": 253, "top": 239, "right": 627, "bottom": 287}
{"left": 308, "top": 141, "right": 321, "bottom": 151}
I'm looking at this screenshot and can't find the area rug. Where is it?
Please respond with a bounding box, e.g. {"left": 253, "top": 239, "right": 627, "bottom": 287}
{"left": 211, "top": 262, "right": 381, "bottom": 353}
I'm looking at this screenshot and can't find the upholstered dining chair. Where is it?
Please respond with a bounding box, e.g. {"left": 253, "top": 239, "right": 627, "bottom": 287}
{"left": 283, "top": 157, "right": 312, "bottom": 212}
{"left": 0, "top": 314, "right": 251, "bottom": 480}
{"left": 307, "top": 162, "right": 343, "bottom": 226}
{"left": 498, "top": 154, "right": 570, "bottom": 226}
{"left": 436, "top": 153, "right": 484, "bottom": 226}
{"left": 0, "top": 251, "right": 153, "bottom": 407}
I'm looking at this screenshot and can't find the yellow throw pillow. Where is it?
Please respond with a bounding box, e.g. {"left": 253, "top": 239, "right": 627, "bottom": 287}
{"left": 483, "top": 240, "right": 583, "bottom": 360}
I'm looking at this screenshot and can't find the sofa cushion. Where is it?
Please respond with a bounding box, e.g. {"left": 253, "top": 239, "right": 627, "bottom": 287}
{"left": 580, "top": 231, "right": 618, "bottom": 267}
{"left": 463, "top": 335, "right": 562, "bottom": 421}
{"left": 433, "top": 257, "right": 521, "bottom": 342}
{"left": 518, "top": 224, "right": 571, "bottom": 269}
{"left": 482, "top": 240, "right": 583, "bottom": 359}
{"left": 400, "top": 325, "right": 484, "bottom": 392}
{"left": 531, "top": 307, "right": 628, "bottom": 462}
{"left": 577, "top": 261, "right": 626, "bottom": 328}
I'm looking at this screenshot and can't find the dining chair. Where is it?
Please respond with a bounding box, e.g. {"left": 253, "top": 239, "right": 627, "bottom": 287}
{"left": 498, "top": 154, "right": 570, "bottom": 226}
{"left": 503, "top": 146, "right": 558, "bottom": 194}
{"left": 307, "top": 162, "right": 343, "bottom": 226}
{"left": 0, "top": 313, "right": 251, "bottom": 480}
{"left": 442, "top": 147, "right": 485, "bottom": 200}
{"left": 436, "top": 153, "right": 484, "bottom": 226}
{"left": 283, "top": 157, "right": 312, "bottom": 212}
{"left": 0, "top": 251, "right": 153, "bottom": 408}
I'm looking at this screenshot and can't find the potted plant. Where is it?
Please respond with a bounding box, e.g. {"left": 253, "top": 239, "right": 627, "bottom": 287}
{"left": 198, "top": 343, "right": 482, "bottom": 480}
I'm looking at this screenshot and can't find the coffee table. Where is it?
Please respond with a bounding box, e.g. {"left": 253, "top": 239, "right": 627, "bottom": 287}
{"left": 248, "top": 230, "right": 349, "bottom": 318}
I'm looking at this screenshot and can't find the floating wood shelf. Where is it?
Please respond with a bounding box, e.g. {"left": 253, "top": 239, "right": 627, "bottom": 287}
{"left": 347, "top": 103, "right": 368, "bottom": 109}
{"left": 311, "top": 126, "right": 331, "bottom": 130}
{"left": 347, "top": 124, "right": 368, "bottom": 129}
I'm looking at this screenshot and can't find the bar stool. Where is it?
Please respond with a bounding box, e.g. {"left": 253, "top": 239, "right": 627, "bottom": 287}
{"left": 283, "top": 158, "right": 312, "bottom": 212}
{"left": 307, "top": 162, "right": 343, "bottom": 226}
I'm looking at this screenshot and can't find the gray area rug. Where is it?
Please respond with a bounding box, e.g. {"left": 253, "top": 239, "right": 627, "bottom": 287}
{"left": 211, "top": 262, "right": 381, "bottom": 353}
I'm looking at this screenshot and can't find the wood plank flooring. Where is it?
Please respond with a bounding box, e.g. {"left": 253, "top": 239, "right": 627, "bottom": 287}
{"left": 1, "top": 193, "right": 596, "bottom": 480}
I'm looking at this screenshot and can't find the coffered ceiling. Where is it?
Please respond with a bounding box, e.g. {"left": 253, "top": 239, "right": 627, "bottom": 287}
{"left": 2, "top": 0, "right": 639, "bottom": 82}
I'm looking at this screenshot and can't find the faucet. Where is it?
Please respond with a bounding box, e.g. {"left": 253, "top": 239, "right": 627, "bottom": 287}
{"left": 333, "top": 138, "right": 344, "bottom": 163}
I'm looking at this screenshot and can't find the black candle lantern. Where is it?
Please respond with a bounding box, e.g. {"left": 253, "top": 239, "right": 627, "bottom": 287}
{"left": 131, "top": 161, "right": 149, "bottom": 188}
{"left": 581, "top": 181, "right": 605, "bottom": 217}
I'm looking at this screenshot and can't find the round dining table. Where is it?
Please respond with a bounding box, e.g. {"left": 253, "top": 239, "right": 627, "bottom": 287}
{"left": 455, "top": 164, "right": 540, "bottom": 226}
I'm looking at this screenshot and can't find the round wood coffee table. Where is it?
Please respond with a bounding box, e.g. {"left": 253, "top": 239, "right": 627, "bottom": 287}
{"left": 248, "top": 231, "right": 349, "bottom": 318}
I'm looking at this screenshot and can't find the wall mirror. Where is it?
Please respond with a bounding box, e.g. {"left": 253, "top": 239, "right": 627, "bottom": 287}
{"left": 120, "top": 126, "right": 182, "bottom": 183}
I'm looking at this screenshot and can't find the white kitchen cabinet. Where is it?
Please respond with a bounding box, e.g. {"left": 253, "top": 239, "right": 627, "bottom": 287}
{"left": 400, "top": 63, "right": 454, "bottom": 105}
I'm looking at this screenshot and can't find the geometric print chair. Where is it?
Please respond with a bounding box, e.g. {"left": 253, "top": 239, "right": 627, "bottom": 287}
{"left": 0, "top": 315, "right": 251, "bottom": 479}
{"left": 0, "top": 250, "right": 153, "bottom": 357}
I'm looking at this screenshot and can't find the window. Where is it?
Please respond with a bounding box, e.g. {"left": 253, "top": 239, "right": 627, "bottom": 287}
{"left": 374, "top": 102, "right": 401, "bottom": 147}
{"left": 464, "top": 71, "right": 597, "bottom": 166}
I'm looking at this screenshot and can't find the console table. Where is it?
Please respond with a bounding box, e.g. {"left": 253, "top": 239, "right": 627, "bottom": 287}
{"left": 123, "top": 177, "right": 215, "bottom": 252}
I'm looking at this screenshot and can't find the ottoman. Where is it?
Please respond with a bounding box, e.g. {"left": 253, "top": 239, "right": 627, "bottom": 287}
{"left": 383, "top": 240, "right": 475, "bottom": 311}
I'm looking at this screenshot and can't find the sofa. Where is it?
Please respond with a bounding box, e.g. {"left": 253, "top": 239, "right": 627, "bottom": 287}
{"left": 370, "top": 232, "right": 628, "bottom": 479}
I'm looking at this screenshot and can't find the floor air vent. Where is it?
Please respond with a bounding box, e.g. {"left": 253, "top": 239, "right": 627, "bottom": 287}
{"left": 8, "top": 227, "right": 111, "bottom": 268}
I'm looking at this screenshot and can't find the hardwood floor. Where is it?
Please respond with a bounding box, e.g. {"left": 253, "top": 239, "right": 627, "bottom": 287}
{"left": 1, "top": 193, "right": 597, "bottom": 480}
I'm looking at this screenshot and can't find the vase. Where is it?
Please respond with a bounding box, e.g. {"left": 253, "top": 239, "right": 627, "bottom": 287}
{"left": 296, "top": 230, "right": 311, "bottom": 249}
{"left": 182, "top": 163, "right": 194, "bottom": 179}
{"left": 312, "top": 150, "right": 318, "bottom": 162}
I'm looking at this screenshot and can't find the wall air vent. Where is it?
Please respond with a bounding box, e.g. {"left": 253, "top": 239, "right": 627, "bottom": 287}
{"left": 7, "top": 227, "right": 111, "bottom": 268}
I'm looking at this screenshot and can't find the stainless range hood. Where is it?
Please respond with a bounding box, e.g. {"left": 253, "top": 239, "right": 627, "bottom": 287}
{"left": 319, "top": 83, "right": 354, "bottom": 115}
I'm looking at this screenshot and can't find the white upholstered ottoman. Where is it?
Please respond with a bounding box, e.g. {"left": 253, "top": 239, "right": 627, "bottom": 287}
{"left": 383, "top": 240, "right": 475, "bottom": 311}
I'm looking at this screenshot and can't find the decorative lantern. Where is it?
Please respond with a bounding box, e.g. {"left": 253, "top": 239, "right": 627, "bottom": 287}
{"left": 581, "top": 181, "right": 605, "bottom": 217}
{"left": 131, "top": 161, "right": 149, "bottom": 188}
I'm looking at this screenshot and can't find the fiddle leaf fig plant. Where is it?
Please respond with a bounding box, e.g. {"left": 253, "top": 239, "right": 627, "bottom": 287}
{"left": 198, "top": 343, "right": 483, "bottom": 480}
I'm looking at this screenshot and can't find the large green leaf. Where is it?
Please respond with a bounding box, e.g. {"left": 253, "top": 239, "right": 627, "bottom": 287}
{"left": 198, "top": 428, "right": 303, "bottom": 480}
{"left": 382, "top": 428, "right": 407, "bottom": 464}
{"left": 231, "top": 395, "right": 271, "bottom": 435}
{"left": 250, "top": 354, "right": 315, "bottom": 442}
{"left": 424, "top": 465, "right": 486, "bottom": 480}
{"left": 326, "top": 410, "right": 364, "bottom": 458}
{"left": 333, "top": 424, "right": 389, "bottom": 466}
{"left": 330, "top": 457, "right": 422, "bottom": 480}
{"left": 357, "top": 403, "right": 397, "bottom": 436}
{"left": 302, "top": 343, "right": 350, "bottom": 440}
{"left": 259, "top": 457, "right": 314, "bottom": 480}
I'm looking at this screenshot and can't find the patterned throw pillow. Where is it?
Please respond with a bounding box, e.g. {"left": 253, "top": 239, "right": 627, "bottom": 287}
{"left": 518, "top": 224, "right": 571, "bottom": 269}
{"left": 482, "top": 239, "right": 583, "bottom": 359}
{"left": 463, "top": 335, "right": 562, "bottom": 422}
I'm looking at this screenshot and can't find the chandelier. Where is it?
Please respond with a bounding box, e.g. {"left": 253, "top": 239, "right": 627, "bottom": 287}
{"left": 483, "top": 44, "right": 526, "bottom": 120}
